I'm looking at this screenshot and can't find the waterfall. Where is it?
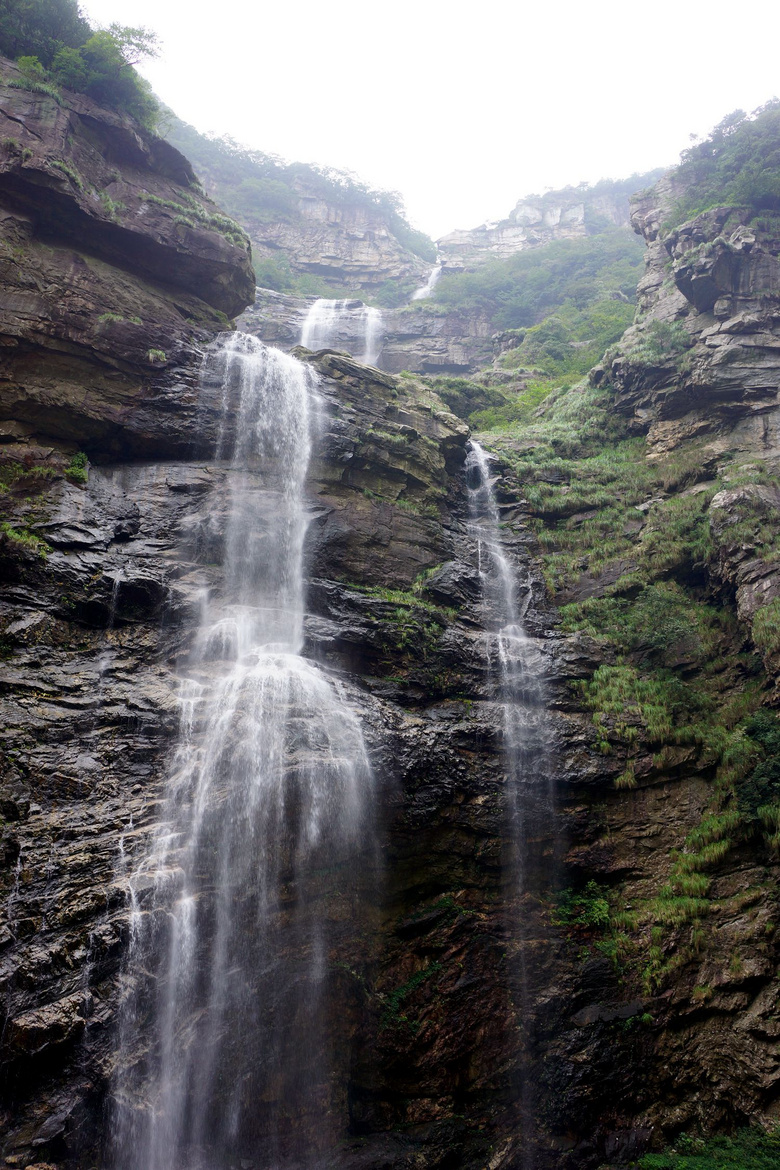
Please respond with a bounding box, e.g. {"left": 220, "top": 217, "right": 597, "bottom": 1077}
{"left": 465, "top": 440, "right": 547, "bottom": 791}
{"left": 111, "top": 334, "right": 374, "bottom": 1170}
{"left": 411, "top": 262, "right": 442, "bottom": 301}
{"left": 465, "top": 439, "right": 550, "bottom": 1170}
{"left": 300, "top": 297, "right": 384, "bottom": 365}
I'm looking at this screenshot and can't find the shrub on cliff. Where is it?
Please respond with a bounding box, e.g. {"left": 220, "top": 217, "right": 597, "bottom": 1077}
{"left": 671, "top": 100, "right": 780, "bottom": 224}
{"left": 1, "top": 0, "right": 160, "bottom": 130}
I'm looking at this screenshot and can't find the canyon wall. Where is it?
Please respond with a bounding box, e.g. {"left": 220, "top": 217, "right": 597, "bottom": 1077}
{"left": 2, "top": 73, "right": 780, "bottom": 1170}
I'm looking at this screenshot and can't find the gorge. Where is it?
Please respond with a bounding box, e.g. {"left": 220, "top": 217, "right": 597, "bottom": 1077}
{"left": 2, "top": 19, "right": 780, "bottom": 1170}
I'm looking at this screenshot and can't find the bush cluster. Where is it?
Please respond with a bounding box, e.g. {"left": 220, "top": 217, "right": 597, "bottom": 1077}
{"left": 669, "top": 100, "right": 780, "bottom": 226}
{"left": 1, "top": 0, "right": 160, "bottom": 130}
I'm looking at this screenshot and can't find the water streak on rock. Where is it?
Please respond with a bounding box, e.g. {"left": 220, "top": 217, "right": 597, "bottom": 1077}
{"left": 466, "top": 439, "right": 550, "bottom": 1169}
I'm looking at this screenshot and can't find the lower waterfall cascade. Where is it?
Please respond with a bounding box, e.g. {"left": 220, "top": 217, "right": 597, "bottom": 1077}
{"left": 110, "top": 334, "right": 375, "bottom": 1170}
{"left": 300, "top": 297, "right": 384, "bottom": 365}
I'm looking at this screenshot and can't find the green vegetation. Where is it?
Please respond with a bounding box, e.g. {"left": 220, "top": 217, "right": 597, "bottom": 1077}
{"left": 1, "top": 0, "right": 161, "bottom": 129}
{"left": 637, "top": 1126, "right": 780, "bottom": 1169}
{"left": 98, "top": 189, "right": 125, "bottom": 220}
{"left": 140, "top": 191, "right": 248, "bottom": 248}
{"left": 431, "top": 224, "right": 645, "bottom": 331}
{"left": 64, "top": 451, "right": 87, "bottom": 483}
{"left": 752, "top": 598, "right": 780, "bottom": 657}
{"left": 668, "top": 101, "right": 780, "bottom": 227}
{"left": 0, "top": 521, "right": 51, "bottom": 556}
{"left": 604, "top": 319, "right": 694, "bottom": 374}
{"left": 414, "top": 196, "right": 663, "bottom": 416}
{"left": 379, "top": 961, "right": 442, "bottom": 1032}
{"left": 146, "top": 348, "right": 166, "bottom": 363}
{"left": 552, "top": 881, "right": 610, "bottom": 931}
{"left": 8, "top": 54, "right": 61, "bottom": 101}
{"left": 481, "top": 370, "right": 779, "bottom": 989}
{"left": 737, "top": 710, "right": 780, "bottom": 853}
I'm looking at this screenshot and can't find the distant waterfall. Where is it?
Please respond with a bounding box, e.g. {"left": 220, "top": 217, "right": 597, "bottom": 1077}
{"left": 411, "top": 262, "right": 442, "bottom": 301}
{"left": 465, "top": 439, "right": 550, "bottom": 1170}
{"left": 111, "top": 335, "right": 374, "bottom": 1170}
{"left": 300, "top": 297, "right": 384, "bottom": 365}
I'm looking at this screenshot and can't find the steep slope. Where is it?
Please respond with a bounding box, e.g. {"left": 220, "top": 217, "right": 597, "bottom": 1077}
{"left": 165, "top": 119, "right": 433, "bottom": 299}
{"left": 437, "top": 175, "right": 663, "bottom": 271}
{"left": 473, "top": 104, "right": 780, "bottom": 1163}
{"left": 0, "top": 56, "right": 255, "bottom": 458}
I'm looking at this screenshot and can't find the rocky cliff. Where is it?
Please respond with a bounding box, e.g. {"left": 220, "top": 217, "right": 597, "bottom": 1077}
{"left": 245, "top": 191, "right": 429, "bottom": 294}
{"left": 437, "top": 176, "right": 661, "bottom": 272}
{"left": 3, "top": 76, "right": 780, "bottom": 1170}
{"left": 0, "top": 56, "right": 255, "bottom": 460}
{"left": 164, "top": 120, "right": 432, "bottom": 297}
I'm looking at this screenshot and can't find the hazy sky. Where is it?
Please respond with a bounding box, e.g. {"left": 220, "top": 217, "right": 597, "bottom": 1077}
{"left": 82, "top": 0, "right": 780, "bottom": 239}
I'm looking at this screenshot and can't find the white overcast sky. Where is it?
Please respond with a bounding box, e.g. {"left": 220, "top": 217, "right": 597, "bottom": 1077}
{"left": 82, "top": 0, "right": 780, "bottom": 239}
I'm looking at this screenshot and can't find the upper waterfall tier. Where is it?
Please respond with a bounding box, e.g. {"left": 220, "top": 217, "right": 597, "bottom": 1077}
{"left": 300, "top": 298, "right": 384, "bottom": 365}
{"left": 411, "top": 263, "right": 443, "bottom": 301}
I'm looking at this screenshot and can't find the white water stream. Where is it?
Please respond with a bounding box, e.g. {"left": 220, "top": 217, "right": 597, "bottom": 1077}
{"left": 466, "top": 440, "right": 547, "bottom": 778}
{"left": 411, "top": 262, "right": 442, "bottom": 301}
{"left": 300, "top": 297, "right": 383, "bottom": 365}
{"left": 112, "top": 334, "right": 373, "bottom": 1170}
{"left": 466, "top": 439, "right": 549, "bottom": 1169}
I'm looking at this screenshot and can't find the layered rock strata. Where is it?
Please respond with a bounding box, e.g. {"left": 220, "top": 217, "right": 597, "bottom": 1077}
{"left": 0, "top": 57, "right": 255, "bottom": 461}
{"left": 437, "top": 183, "right": 642, "bottom": 271}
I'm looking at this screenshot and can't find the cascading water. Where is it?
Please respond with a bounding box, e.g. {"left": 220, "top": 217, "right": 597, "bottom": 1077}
{"left": 300, "top": 297, "right": 384, "bottom": 365}
{"left": 465, "top": 441, "right": 548, "bottom": 808}
{"left": 111, "top": 334, "right": 374, "bottom": 1170}
{"left": 465, "top": 439, "right": 550, "bottom": 1169}
{"left": 411, "top": 262, "right": 442, "bottom": 301}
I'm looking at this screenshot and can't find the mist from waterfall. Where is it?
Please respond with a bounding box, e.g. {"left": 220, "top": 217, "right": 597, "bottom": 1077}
{"left": 111, "top": 334, "right": 374, "bottom": 1170}
{"left": 300, "top": 297, "right": 383, "bottom": 365}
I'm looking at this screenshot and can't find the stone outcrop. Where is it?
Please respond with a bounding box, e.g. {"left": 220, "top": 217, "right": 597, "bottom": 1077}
{"left": 0, "top": 57, "right": 255, "bottom": 459}
{"left": 244, "top": 190, "right": 429, "bottom": 293}
{"left": 591, "top": 177, "right": 780, "bottom": 666}
{"left": 437, "top": 179, "right": 653, "bottom": 271}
